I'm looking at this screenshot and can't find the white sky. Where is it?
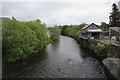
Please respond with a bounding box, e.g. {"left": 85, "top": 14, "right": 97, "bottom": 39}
{"left": 1, "top": 0, "right": 120, "bottom": 27}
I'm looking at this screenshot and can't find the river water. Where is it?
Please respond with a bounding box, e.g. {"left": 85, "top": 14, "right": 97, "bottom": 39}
{"left": 3, "top": 36, "right": 108, "bottom": 78}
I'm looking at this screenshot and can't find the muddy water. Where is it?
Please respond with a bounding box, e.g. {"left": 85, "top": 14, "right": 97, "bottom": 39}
{"left": 3, "top": 36, "right": 107, "bottom": 78}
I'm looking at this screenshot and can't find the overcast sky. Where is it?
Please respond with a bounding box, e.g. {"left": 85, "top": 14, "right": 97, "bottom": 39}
{"left": 1, "top": 0, "right": 120, "bottom": 27}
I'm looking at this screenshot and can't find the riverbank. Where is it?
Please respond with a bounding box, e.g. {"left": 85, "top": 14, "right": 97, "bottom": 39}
{"left": 2, "top": 36, "right": 108, "bottom": 78}
{"left": 62, "top": 35, "right": 120, "bottom": 79}
{"left": 80, "top": 38, "right": 120, "bottom": 79}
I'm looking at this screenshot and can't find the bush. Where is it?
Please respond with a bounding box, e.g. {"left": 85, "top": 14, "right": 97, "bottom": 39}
{"left": 94, "top": 43, "right": 107, "bottom": 59}
{"left": 88, "top": 39, "right": 95, "bottom": 44}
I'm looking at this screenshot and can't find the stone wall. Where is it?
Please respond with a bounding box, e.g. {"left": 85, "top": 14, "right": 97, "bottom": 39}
{"left": 106, "top": 44, "right": 120, "bottom": 58}
{"left": 79, "top": 37, "right": 120, "bottom": 58}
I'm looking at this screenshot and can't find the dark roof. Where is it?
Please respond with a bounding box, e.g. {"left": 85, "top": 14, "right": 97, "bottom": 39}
{"left": 110, "top": 27, "right": 120, "bottom": 33}
{"left": 82, "top": 23, "right": 100, "bottom": 30}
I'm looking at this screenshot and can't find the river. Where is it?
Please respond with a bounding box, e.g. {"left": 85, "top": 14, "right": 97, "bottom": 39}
{"left": 3, "top": 36, "right": 108, "bottom": 78}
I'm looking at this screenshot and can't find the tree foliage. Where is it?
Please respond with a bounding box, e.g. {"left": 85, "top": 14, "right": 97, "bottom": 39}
{"left": 2, "top": 18, "right": 51, "bottom": 62}
{"left": 109, "top": 3, "right": 120, "bottom": 27}
{"left": 25, "top": 20, "right": 49, "bottom": 49}
{"left": 48, "top": 26, "right": 60, "bottom": 41}
{"left": 100, "top": 22, "right": 109, "bottom": 30}
{"left": 59, "top": 23, "right": 87, "bottom": 38}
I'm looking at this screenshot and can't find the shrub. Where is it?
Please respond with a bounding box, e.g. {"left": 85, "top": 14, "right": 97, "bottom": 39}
{"left": 94, "top": 43, "right": 107, "bottom": 59}
{"left": 88, "top": 39, "right": 95, "bottom": 44}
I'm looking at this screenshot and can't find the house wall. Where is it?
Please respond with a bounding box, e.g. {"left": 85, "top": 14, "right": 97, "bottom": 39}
{"left": 81, "top": 23, "right": 102, "bottom": 39}
{"left": 99, "top": 33, "right": 102, "bottom": 39}
{"left": 109, "top": 29, "right": 119, "bottom": 38}
{"left": 81, "top": 33, "right": 87, "bottom": 38}
{"left": 87, "top": 32, "right": 102, "bottom": 39}
{"left": 82, "top": 23, "right": 102, "bottom": 39}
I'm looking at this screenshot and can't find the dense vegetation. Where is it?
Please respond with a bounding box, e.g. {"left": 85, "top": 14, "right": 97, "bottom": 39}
{"left": 58, "top": 23, "right": 87, "bottom": 38}
{"left": 79, "top": 38, "right": 107, "bottom": 59}
{"left": 48, "top": 26, "right": 60, "bottom": 41}
{"left": 94, "top": 43, "right": 106, "bottom": 59}
{"left": 100, "top": 22, "right": 109, "bottom": 30}
{"left": 2, "top": 17, "right": 60, "bottom": 62}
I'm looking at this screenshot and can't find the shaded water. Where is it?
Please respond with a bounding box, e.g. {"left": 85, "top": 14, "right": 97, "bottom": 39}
{"left": 3, "top": 36, "right": 107, "bottom": 78}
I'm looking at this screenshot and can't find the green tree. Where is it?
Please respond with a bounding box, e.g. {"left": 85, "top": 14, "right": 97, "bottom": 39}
{"left": 109, "top": 3, "right": 120, "bottom": 27}
{"left": 100, "top": 22, "right": 109, "bottom": 30}
{"left": 78, "top": 23, "right": 88, "bottom": 29}
{"left": 59, "top": 23, "right": 87, "bottom": 38}
{"left": 49, "top": 26, "right": 60, "bottom": 41}
{"left": 2, "top": 18, "right": 39, "bottom": 62}
{"left": 25, "top": 20, "right": 49, "bottom": 49}
{"left": 60, "top": 25, "right": 69, "bottom": 35}
{"left": 2, "top": 18, "right": 51, "bottom": 62}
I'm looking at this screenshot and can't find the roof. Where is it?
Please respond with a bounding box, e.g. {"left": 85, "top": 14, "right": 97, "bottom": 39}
{"left": 82, "top": 23, "right": 100, "bottom": 30}
{"left": 82, "top": 23, "right": 102, "bottom": 32}
{"left": 110, "top": 27, "right": 120, "bottom": 33}
{"left": 87, "top": 29, "right": 102, "bottom": 32}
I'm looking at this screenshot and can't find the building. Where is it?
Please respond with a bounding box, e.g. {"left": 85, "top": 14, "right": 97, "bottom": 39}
{"left": 109, "top": 27, "right": 120, "bottom": 39}
{"left": 0, "top": 17, "right": 8, "bottom": 22}
{"left": 81, "top": 23, "right": 102, "bottom": 39}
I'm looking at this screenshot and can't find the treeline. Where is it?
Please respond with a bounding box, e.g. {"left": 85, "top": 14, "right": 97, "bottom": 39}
{"left": 48, "top": 26, "right": 60, "bottom": 41}
{"left": 58, "top": 23, "right": 87, "bottom": 38}
{"left": 2, "top": 17, "right": 60, "bottom": 62}
{"left": 58, "top": 22, "right": 110, "bottom": 38}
